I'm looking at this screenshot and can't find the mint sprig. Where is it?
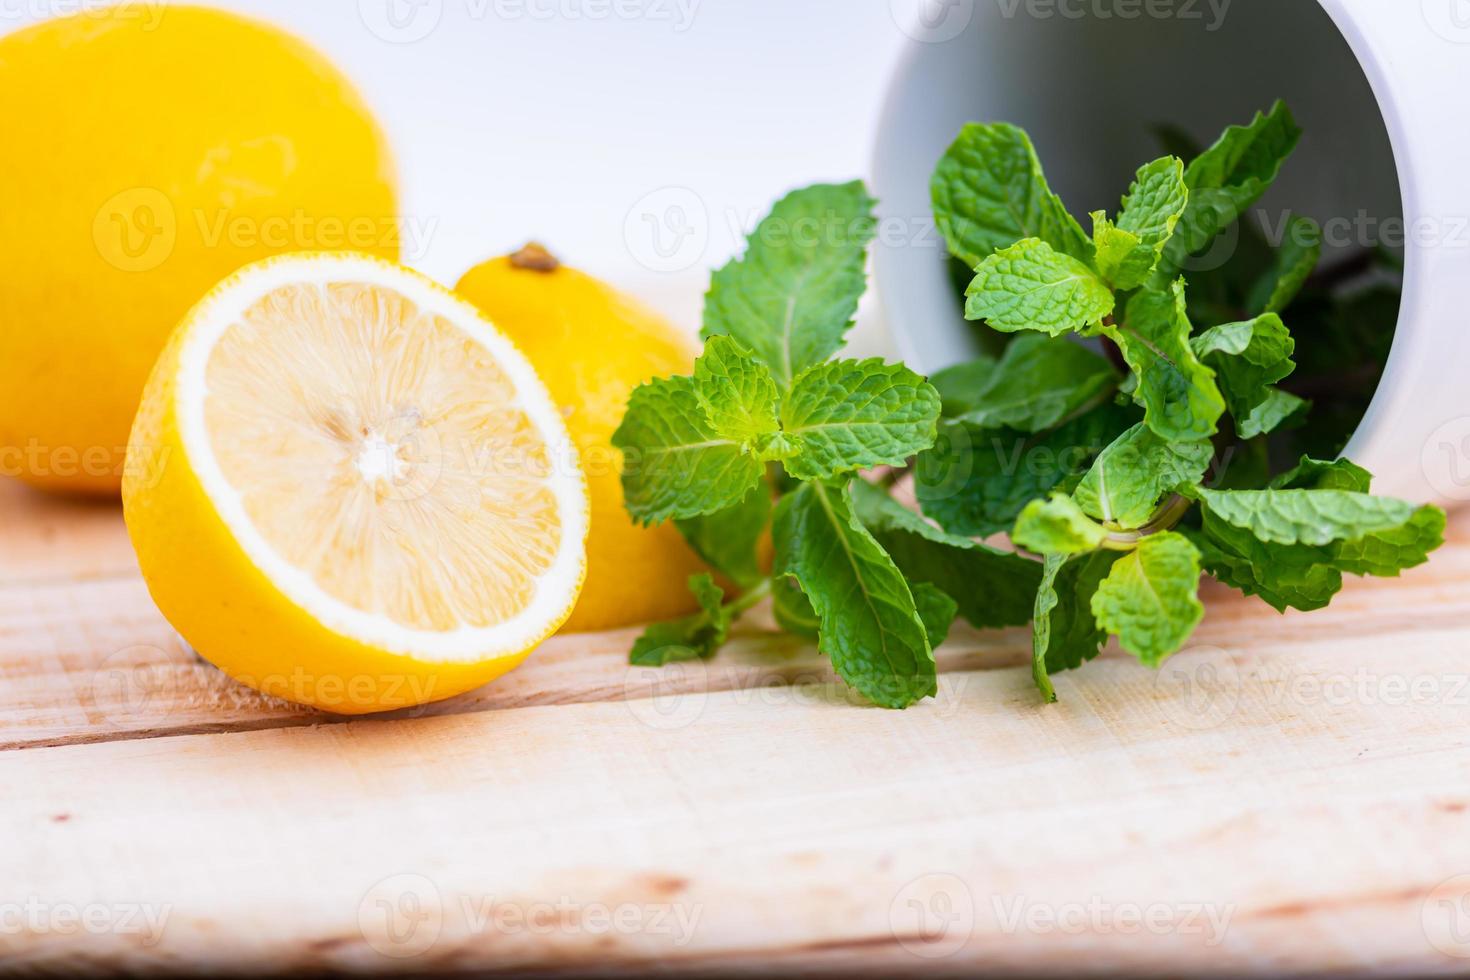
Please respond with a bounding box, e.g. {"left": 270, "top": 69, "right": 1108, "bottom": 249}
{"left": 614, "top": 105, "right": 1444, "bottom": 710}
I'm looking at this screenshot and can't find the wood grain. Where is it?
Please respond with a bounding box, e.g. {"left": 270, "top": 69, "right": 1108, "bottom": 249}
{"left": 4, "top": 479, "right": 1470, "bottom": 974}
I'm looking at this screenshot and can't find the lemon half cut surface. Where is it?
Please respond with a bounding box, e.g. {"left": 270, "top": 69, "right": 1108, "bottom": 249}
{"left": 123, "top": 254, "right": 589, "bottom": 714}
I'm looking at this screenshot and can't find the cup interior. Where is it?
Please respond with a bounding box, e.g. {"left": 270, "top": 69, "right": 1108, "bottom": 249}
{"left": 872, "top": 0, "right": 1403, "bottom": 374}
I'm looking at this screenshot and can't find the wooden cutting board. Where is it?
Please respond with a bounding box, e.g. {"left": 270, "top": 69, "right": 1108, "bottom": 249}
{"left": 4, "top": 476, "right": 1470, "bottom": 976}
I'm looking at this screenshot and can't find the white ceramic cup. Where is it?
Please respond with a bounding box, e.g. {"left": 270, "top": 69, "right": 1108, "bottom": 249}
{"left": 873, "top": 0, "right": 1470, "bottom": 504}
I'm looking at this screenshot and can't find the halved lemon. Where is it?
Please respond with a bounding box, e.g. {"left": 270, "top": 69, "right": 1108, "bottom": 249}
{"left": 122, "top": 253, "right": 589, "bottom": 714}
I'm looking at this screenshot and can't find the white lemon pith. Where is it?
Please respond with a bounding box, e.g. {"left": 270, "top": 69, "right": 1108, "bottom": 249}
{"left": 123, "top": 254, "right": 589, "bottom": 713}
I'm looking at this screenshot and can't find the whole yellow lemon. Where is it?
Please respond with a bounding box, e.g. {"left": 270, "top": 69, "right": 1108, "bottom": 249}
{"left": 0, "top": 6, "right": 398, "bottom": 495}
{"left": 456, "top": 245, "right": 709, "bottom": 633}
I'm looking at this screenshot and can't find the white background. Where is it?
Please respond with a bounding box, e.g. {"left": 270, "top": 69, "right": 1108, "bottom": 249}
{"left": 2, "top": 0, "right": 922, "bottom": 355}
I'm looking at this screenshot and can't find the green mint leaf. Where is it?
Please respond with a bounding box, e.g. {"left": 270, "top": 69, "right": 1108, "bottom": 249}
{"left": 930, "top": 357, "right": 999, "bottom": 417}
{"left": 1013, "top": 493, "right": 1110, "bottom": 555}
{"left": 1194, "top": 488, "right": 1420, "bottom": 547}
{"left": 1091, "top": 532, "right": 1205, "bottom": 666}
{"left": 772, "top": 577, "right": 819, "bottom": 638}
{"left": 1269, "top": 456, "right": 1373, "bottom": 493}
{"left": 1249, "top": 215, "right": 1322, "bottom": 314}
{"left": 1189, "top": 522, "right": 1343, "bottom": 614}
{"left": 780, "top": 359, "right": 941, "bottom": 481}
{"left": 629, "top": 574, "right": 731, "bottom": 666}
{"left": 1117, "top": 156, "right": 1190, "bottom": 249}
{"left": 953, "top": 334, "right": 1118, "bottom": 433}
{"left": 1191, "top": 313, "right": 1300, "bottom": 438}
{"left": 675, "top": 485, "right": 772, "bottom": 588}
{"left": 773, "top": 481, "right": 937, "bottom": 708}
{"left": 1091, "top": 217, "right": 1158, "bottom": 292}
{"left": 912, "top": 582, "right": 959, "bottom": 651}
{"left": 852, "top": 479, "right": 1040, "bottom": 630}
{"left": 1074, "top": 423, "right": 1213, "bottom": 529}
{"left": 931, "top": 122, "right": 1092, "bottom": 268}
{"left": 915, "top": 401, "right": 1137, "bottom": 538}
{"left": 1192, "top": 488, "right": 1444, "bottom": 610}
{"left": 703, "top": 181, "right": 876, "bottom": 387}
{"left": 1092, "top": 156, "right": 1189, "bottom": 290}
{"left": 966, "top": 239, "right": 1115, "bottom": 336}
{"left": 1330, "top": 506, "right": 1446, "bottom": 578}
{"left": 613, "top": 375, "right": 764, "bottom": 525}
{"left": 1160, "top": 101, "right": 1302, "bottom": 278}
{"left": 691, "top": 336, "right": 781, "bottom": 448}
{"left": 1032, "top": 551, "right": 1119, "bottom": 701}
{"left": 1107, "top": 280, "right": 1225, "bottom": 441}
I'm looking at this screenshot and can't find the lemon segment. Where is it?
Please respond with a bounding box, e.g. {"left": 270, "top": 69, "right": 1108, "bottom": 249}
{"left": 124, "top": 254, "right": 588, "bottom": 713}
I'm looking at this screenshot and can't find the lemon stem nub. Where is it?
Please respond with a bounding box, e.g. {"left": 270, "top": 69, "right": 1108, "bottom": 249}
{"left": 510, "top": 243, "right": 561, "bottom": 273}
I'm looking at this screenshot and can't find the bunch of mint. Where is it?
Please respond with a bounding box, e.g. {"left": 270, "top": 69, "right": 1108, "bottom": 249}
{"left": 613, "top": 103, "right": 1446, "bottom": 709}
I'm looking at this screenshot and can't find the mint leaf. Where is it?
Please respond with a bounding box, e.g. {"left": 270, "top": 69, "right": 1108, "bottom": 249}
{"left": 931, "top": 122, "right": 1092, "bottom": 267}
{"left": 930, "top": 357, "right": 998, "bottom": 417}
{"left": 1091, "top": 218, "right": 1158, "bottom": 293}
{"left": 915, "top": 402, "right": 1136, "bottom": 538}
{"left": 773, "top": 482, "right": 936, "bottom": 708}
{"left": 1194, "top": 488, "right": 1420, "bottom": 546}
{"left": 912, "top": 582, "right": 958, "bottom": 651}
{"left": 691, "top": 336, "right": 781, "bottom": 448}
{"left": 1161, "top": 101, "right": 1302, "bottom": 276}
{"left": 676, "top": 485, "right": 772, "bottom": 588}
{"left": 953, "top": 334, "right": 1117, "bottom": 433}
{"left": 1107, "top": 280, "right": 1225, "bottom": 441}
{"left": 781, "top": 359, "right": 941, "bottom": 481}
{"left": 852, "top": 479, "right": 1040, "bottom": 630}
{"left": 1190, "top": 521, "right": 1343, "bottom": 614}
{"left": 1092, "top": 156, "right": 1189, "bottom": 290}
{"left": 1250, "top": 215, "right": 1322, "bottom": 314}
{"left": 1091, "top": 532, "right": 1204, "bottom": 666}
{"left": 1013, "top": 494, "right": 1109, "bottom": 555}
{"left": 1117, "top": 156, "right": 1190, "bottom": 248}
{"left": 1270, "top": 456, "right": 1373, "bottom": 493}
{"left": 1330, "top": 506, "right": 1446, "bottom": 578}
{"left": 630, "top": 574, "right": 731, "bottom": 666}
{"left": 1191, "top": 313, "right": 1301, "bottom": 438}
{"left": 703, "top": 182, "right": 876, "bottom": 387}
{"left": 1074, "top": 423, "right": 1213, "bottom": 529}
{"left": 1032, "top": 551, "right": 1119, "bottom": 701}
{"left": 614, "top": 375, "right": 763, "bottom": 524}
{"left": 772, "top": 577, "right": 819, "bottom": 638}
{"left": 966, "top": 239, "right": 1114, "bottom": 336}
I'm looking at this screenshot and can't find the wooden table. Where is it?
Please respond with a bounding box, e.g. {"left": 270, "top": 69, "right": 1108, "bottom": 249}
{"left": 4, "top": 476, "right": 1470, "bottom": 976}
